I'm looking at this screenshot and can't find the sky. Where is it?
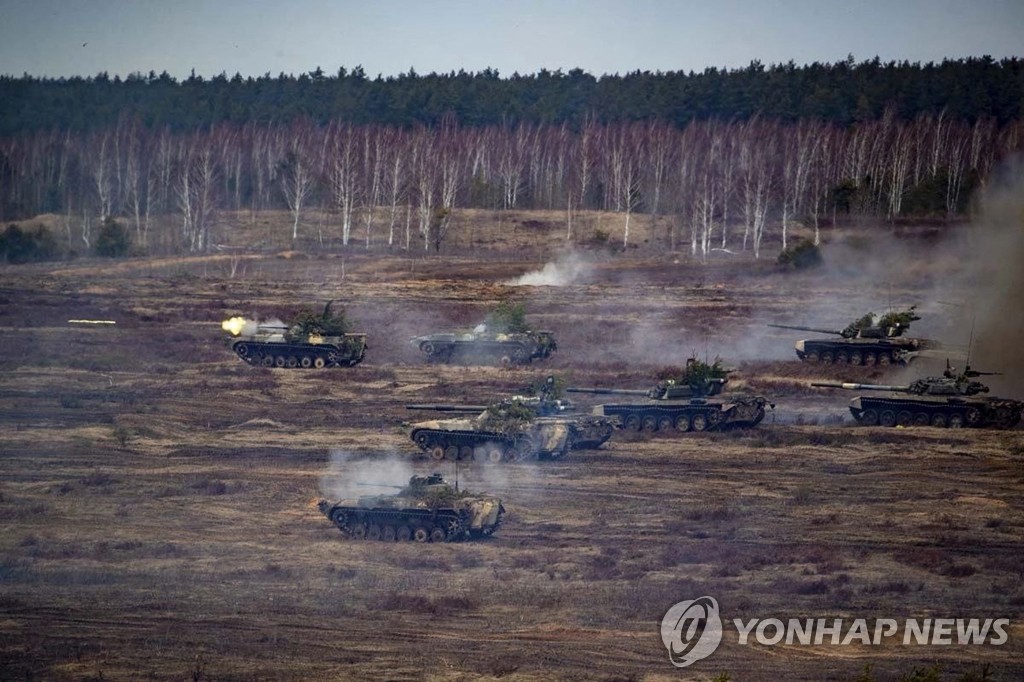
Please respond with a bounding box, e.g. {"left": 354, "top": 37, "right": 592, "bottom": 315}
{"left": 0, "top": 0, "right": 1021, "bottom": 80}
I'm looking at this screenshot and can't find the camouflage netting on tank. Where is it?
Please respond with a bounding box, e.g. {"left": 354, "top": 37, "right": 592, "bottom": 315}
{"left": 526, "top": 375, "right": 566, "bottom": 400}
{"left": 291, "top": 302, "right": 352, "bottom": 336}
{"left": 485, "top": 300, "right": 530, "bottom": 334}
{"left": 656, "top": 358, "right": 729, "bottom": 390}
{"left": 877, "top": 306, "right": 921, "bottom": 334}
{"left": 480, "top": 400, "right": 536, "bottom": 434}
{"left": 842, "top": 313, "right": 878, "bottom": 338}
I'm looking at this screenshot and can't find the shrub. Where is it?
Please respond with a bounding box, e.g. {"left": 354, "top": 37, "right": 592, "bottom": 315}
{"left": 777, "top": 238, "right": 822, "bottom": 270}
{"left": 0, "top": 224, "right": 58, "bottom": 263}
{"left": 94, "top": 216, "right": 131, "bottom": 257}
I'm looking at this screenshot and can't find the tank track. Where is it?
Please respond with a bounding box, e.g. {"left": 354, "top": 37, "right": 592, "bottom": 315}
{"left": 797, "top": 341, "right": 911, "bottom": 366}
{"left": 326, "top": 507, "right": 492, "bottom": 542}
{"left": 409, "top": 428, "right": 567, "bottom": 462}
{"left": 231, "top": 341, "right": 364, "bottom": 368}
{"left": 600, "top": 402, "right": 765, "bottom": 433}
{"left": 850, "top": 397, "right": 1022, "bottom": 429}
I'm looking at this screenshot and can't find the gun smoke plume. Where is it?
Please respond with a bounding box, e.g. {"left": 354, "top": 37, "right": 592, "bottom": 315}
{"left": 960, "top": 160, "right": 1024, "bottom": 397}
{"left": 508, "top": 251, "right": 592, "bottom": 286}
{"left": 320, "top": 450, "right": 416, "bottom": 501}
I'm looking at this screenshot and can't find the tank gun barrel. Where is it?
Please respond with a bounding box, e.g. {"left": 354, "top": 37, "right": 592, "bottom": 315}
{"left": 768, "top": 323, "right": 842, "bottom": 335}
{"left": 811, "top": 381, "right": 908, "bottom": 392}
{"left": 566, "top": 387, "right": 650, "bottom": 396}
{"left": 405, "top": 404, "right": 488, "bottom": 412}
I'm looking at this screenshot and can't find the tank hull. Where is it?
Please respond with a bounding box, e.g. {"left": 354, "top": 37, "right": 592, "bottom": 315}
{"left": 413, "top": 332, "right": 556, "bottom": 365}
{"left": 848, "top": 395, "right": 1022, "bottom": 429}
{"left": 409, "top": 420, "right": 572, "bottom": 463}
{"left": 794, "top": 338, "right": 933, "bottom": 366}
{"left": 320, "top": 502, "right": 504, "bottom": 542}
{"left": 230, "top": 336, "right": 366, "bottom": 368}
{"left": 593, "top": 397, "right": 768, "bottom": 433}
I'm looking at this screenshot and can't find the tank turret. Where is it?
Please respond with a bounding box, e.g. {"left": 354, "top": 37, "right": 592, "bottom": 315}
{"left": 812, "top": 365, "right": 1021, "bottom": 429}
{"left": 317, "top": 473, "right": 504, "bottom": 542}
{"left": 769, "top": 306, "right": 939, "bottom": 365}
{"left": 223, "top": 300, "right": 367, "bottom": 368}
{"left": 566, "top": 359, "right": 772, "bottom": 433}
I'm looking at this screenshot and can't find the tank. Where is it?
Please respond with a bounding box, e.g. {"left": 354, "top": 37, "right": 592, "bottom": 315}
{"left": 811, "top": 364, "right": 1023, "bottom": 429}
{"left": 317, "top": 473, "right": 505, "bottom": 542}
{"left": 769, "top": 306, "right": 939, "bottom": 366}
{"left": 407, "top": 395, "right": 617, "bottom": 452}
{"left": 566, "top": 359, "right": 774, "bottom": 433}
{"left": 405, "top": 397, "right": 577, "bottom": 463}
{"left": 222, "top": 300, "right": 367, "bottom": 368}
{"left": 411, "top": 326, "right": 557, "bottom": 365}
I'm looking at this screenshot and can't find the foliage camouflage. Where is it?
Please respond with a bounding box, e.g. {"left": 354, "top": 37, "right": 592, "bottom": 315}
{"left": 777, "top": 239, "right": 822, "bottom": 269}
{"left": 94, "top": 217, "right": 132, "bottom": 257}
{"left": 0, "top": 224, "right": 57, "bottom": 263}
{"left": 291, "top": 302, "right": 351, "bottom": 337}
{"left": 486, "top": 301, "right": 530, "bottom": 334}
{"left": 655, "top": 358, "right": 729, "bottom": 390}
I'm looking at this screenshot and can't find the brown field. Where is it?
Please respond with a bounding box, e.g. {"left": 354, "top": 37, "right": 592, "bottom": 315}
{"left": 1, "top": 211, "right": 1022, "bottom": 681}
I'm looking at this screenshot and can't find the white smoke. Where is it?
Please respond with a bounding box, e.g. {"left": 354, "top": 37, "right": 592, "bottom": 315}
{"left": 319, "top": 450, "right": 416, "bottom": 501}
{"left": 508, "top": 251, "right": 592, "bottom": 286}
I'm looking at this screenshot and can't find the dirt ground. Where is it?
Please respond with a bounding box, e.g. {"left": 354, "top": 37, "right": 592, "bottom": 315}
{"left": 1, "top": 222, "right": 1022, "bottom": 681}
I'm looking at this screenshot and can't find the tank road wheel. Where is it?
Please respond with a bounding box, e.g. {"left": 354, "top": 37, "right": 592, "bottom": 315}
{"left": 850, "top": 351, "right": 863, "bottom": 366}
{"left": 274, "top": 355, "right": 287, "bottom": 368}
{"left": 691, "top": 413, "right": 709, "bottom": 432}
{"left": 313, "top": 356, "right": 326, "bottom": 369}
{"left": 641, "top": 415, "right": 658, "bottom": 432}
{"left": 658, "top": 416, "right": 674, "bottom": 431}
{"left": 820, "top": 351, "right": 834, "bottom": 364}
{"left": 913, "top": 412, "right": 930, "bottom": 426}
{"left": 260, "top": 355, "right": 273, "bottom": 367}
{"left": 948, "top": 413, "right": 964, "bottom": 429}
{"left": 420, "top": 342, "right": 436, "bottom": 356}
{"left": 300, "top": 356, "right": 313, "bottom": 368}
{"left": 444, "top": 445, "right": 459, "bottom": 461}
{"left": 863, "top": 352, "right": 877, "bottom": 367}
{"left": 458, "top": 445, "right": 474, "bottom": 461}
{"left": 429, "top": 528, "right": 447, "bottom": 543}
{"left": 624, "top": 414, "right": 642, "bottom": 431}
{"left": 350, "top": 523, "right": 367, "bottom": 540}
{"left": 514, "top": 436, "right": 536, "bottom": 460}
{"left": 878, "top": 353, "right": 892, "bottom": 367}
{"left": 880, "top": 410, "right": 897, "bottom": 427}
{"left": 931, "top": 413, "right": 947, "bottom": 428}
{"left": 896, "top": 410, "right": 912, "bottom": 427}
{"left": 286, "top": 356, "right": 299, "bottom": 368}
{"left": 429, "top": 444, "right": 446, "bottom": 461}
{"left": 487, "top": 445, "right": 505, "bottom": 463}
{"left": 235, "top": 343, "right": 250, "bottom": 358}
{"left": 413, "top": 431, "right": 430, "bottom": 449}
{"left": 412, "top": 526, "right": 429, "bottom": 543}
{"left": 965, "top": 407, "right": 982, "bottom": 426}
{"left": 396, "top": 526, "right": 412, "bottom": 542}
{"left": 861, "top": 409, "right": 879, "bottom": 426}
{"left": 675, "top": 415, "right": 691, "bottom": 432}
{"left": 472, "top": 445, "right": 488, "bottom": 462}
{"left": 329, "top": 509, "right": 346, "bottom": 527}
{"left": 806, "top": 351, "right": 820, "bottom": 363}
{"left": 367, "top": 524, "right": 382, "bottom": 541}
{"left": 836, "top": 350, "right": 850, "bottom": 364}
{"left": 382, "top": 526, "right": 397, "bottom": 542}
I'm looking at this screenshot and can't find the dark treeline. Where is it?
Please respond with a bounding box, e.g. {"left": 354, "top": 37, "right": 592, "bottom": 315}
{"left": 1, "top": 56, "right": 1022, "bottom": 135}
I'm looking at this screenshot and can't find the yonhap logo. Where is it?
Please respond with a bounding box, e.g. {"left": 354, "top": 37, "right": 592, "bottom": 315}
{"left": 660, "top": 596, "right": 723, "bottom": 667}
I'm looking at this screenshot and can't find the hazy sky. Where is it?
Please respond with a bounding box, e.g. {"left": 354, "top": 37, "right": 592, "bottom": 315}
{"left": 0, "top": 0, "right": 1021, "bottom": 80}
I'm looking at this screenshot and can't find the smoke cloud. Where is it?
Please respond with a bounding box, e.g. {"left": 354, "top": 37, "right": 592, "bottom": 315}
{"left": 508, "top": 251, "right": 592, "bottom": 287}
{"left": 319, "top": 450, "right": 416, "bottom": 501}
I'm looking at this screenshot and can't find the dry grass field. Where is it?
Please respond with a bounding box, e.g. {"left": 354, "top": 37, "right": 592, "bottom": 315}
{"left": 1, "top": 211, "right": 1022, "bottom": 681}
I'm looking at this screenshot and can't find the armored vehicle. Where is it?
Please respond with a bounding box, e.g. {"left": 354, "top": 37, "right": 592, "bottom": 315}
{"left": 412, "top": 326, "right": 557, "bottom": 365}
{"left": 567, "top": 359, "right": 773, "bottom": 433}
{"left": 812, "top": 364, "right": 1022, "bottom": 429}
{"left": 318, "top": 473, "right": 504, "bottom": 542}
{"left": 407, "top": 395, "right": 617, "bottom": 452}
{"left": 406, "top": 397, "right": 577, "bottom": 462}
{"left": 223, "top": 300, "right": 366, "bottom": 368}
{"left": 769, "top": 307, "right": 938, "bottom": 366}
